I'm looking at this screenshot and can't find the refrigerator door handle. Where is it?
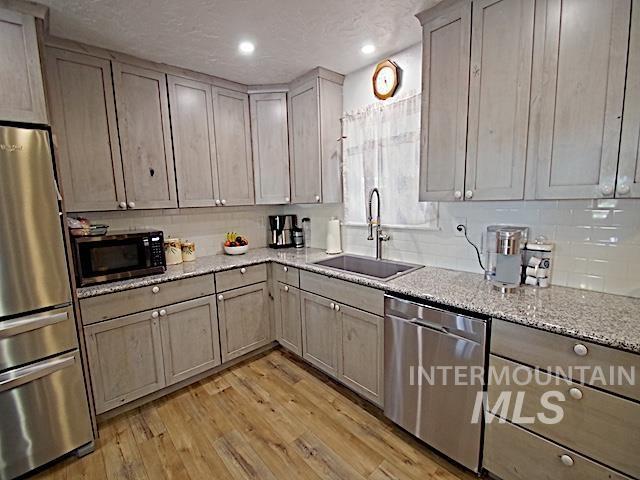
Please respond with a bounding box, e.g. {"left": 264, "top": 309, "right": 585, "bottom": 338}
{"left": 0, "top": 311, "right": 69, "bottom": 339}
{"left": 0, "top": 352, "right": 76, "bottom": 393}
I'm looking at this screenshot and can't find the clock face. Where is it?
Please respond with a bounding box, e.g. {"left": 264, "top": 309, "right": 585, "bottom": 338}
{"left": 373, "top": 60, "right": 399, "bottom": 100}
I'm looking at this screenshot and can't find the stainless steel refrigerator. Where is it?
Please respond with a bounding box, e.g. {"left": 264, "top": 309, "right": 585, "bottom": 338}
{"left": 0, "top": 125, "right": 93, "bottom": 479}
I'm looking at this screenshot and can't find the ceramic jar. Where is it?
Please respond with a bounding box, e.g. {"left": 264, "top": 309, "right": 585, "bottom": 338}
{"left": 181, "top": 241, "right": 196, "bottom": 262}
{"left": 164, "top": 238, "right": 183, "bottom": 265}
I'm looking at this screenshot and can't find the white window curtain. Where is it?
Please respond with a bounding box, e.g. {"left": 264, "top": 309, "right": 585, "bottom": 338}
{"left": 342, "top": 92, "right": 438, "bottom": 228}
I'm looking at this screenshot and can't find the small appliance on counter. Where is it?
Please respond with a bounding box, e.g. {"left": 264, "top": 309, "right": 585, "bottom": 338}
{"left": 484, "top": 226, "right": 529, "bottom": 292}
{"left": 483, "top": 225, "right": 529, "bottom": 281}
{"left": 268, "top": 214, "right": 297, "bottom": 248}
{"left": 71, "top": 230, "right": 166, "bottom": 286}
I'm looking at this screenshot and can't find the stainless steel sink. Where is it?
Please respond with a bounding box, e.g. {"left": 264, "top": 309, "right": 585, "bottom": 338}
{"left": 313, "top": 254, "right": 422, "bottom": 281}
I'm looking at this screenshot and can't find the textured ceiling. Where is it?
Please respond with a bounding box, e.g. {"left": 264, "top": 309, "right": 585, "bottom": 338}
{"left": 36, "top": 0, "right": 440, "bottom": 84}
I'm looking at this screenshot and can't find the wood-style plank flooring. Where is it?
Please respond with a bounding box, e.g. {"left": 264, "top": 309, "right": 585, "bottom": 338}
{"left": 33, "top": 349, "right": 476, "bottom": 480}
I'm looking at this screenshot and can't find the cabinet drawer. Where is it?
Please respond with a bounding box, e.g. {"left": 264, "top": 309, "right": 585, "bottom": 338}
{"left": 488, "top": 355, "right": 640, "bottom": 478}
{"left": 491, "top": 319, "right": 640, "bottom": 401}
{"left": 272, "top": 263, "right": 299, "bottom": 287}
{"left": 80, "top": 274, "right": 215, "bottom": 325}
{"left": 484, "top": 417, "right": 633, "bottom": 480}
{"left": 300, "top": 271, "right": 384, "bottom": 316}
{"left": 215, "top": 264, "right": 267, "bottom": 292}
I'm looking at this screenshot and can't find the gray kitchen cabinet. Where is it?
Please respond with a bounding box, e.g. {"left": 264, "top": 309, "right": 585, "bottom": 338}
{"left": 168, "top": 75, "right": 220, "bottom": 207}
{"left": 159, "top": 296, "right": 221, "bottom": 386}
{"left": 300, "top": 290, "right": 339, "bottom": 377}
{"left": 465, "top": 0, "right": 534, "bottom": 201}
{"left": 288, "top": 69, "right": 343, "bottom": 204}
{"left": 417, "top": 0, "right": 471, "bottom": 202}
{"left": 250, "top": 92, "right": 291, "bottom": 204}
{"left": 85, "top": 310, "right": 165, "bottom": 414}
{"left": 531, "top": 0, "right": 630, "bottom": 199}
{"left": 338, "top": 303, "right": 384, "bottom": 406}
{"left": 45, "top": 48, "right": 126, "bottom": 212}
{"left": 275, "top": 282, "right": 302, "bottom": 355}
{"left": 212, "top": 87, "right": 254, "bottom": 206}
{"left": 113, "top": 61, "right": 177, "bottom": 209}
{"left": 217, "top": 282, "right": 271, "bottom": 362}
{"left": 618, "top": 2, "right": 640, "bottom": 198}
{"left": 0, "top": 7, "right": 47, "bottom": 124}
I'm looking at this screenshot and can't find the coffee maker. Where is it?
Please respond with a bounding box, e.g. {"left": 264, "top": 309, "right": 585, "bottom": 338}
{"left": 268, "top": 215, "right": 297, "bottom": 248}
{"left": 484, "top": 225, "right": 529, "bottom": 291}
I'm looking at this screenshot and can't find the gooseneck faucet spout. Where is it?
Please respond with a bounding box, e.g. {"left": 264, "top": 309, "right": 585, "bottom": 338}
{"left": 367, "top": 187, "right": 390, "bottom": 260}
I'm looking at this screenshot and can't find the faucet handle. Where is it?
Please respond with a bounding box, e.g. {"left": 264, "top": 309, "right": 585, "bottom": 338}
{"left": 379, "top": 232, "right": 391, "bottom": 241}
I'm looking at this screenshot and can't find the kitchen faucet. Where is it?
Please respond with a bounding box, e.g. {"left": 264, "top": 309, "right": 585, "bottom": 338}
{"left": 367, "top": 187, "right": 390, "bottom": 260}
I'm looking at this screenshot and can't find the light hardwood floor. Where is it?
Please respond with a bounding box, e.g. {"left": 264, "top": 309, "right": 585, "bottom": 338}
{"left": 32, "top": 349, "right": 476, "bottom": 480}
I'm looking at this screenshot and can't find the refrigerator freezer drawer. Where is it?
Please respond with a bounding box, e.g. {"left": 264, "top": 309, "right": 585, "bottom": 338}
{"left": 0, "top": 350, "right": 92, "bottom": 480}
{"left": 0, "top": 305, "right": 78, "bottom": 371}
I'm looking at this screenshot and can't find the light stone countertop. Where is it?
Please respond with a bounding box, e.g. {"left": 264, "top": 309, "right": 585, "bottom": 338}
{"left": 77, "top": 247, "right": 640, "bottom": 354}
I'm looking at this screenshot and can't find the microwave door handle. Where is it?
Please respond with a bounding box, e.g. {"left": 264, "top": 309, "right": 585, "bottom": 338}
{"left": 0, "top": 353, "right": 76, "bottom": 393}
{"left": 0, "top": 311, "right": 69, "bottom": 339}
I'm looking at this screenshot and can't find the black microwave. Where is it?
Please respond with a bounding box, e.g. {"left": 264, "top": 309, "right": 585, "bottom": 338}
{"left": 72, "top": 230, "right": 166, "bottom": 286}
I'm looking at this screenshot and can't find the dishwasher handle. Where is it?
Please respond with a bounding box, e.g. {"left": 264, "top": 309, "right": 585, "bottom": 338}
{"left": 409, "top": 317, "right": 449, "bottom": 334}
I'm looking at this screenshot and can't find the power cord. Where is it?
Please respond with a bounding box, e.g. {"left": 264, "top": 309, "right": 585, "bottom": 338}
{"left": 457, "top": 224, "right": 485, "bottom": 271}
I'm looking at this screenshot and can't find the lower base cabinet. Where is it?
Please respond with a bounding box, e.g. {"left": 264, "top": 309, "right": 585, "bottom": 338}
{"left": 301, "top": 291, "right": 339, "bottom": 377}
{"left": 217, "top": 282, "right": 272, "bottom": 362}
{"left": 276, "top": 282, "right": 302, "bottom": 355}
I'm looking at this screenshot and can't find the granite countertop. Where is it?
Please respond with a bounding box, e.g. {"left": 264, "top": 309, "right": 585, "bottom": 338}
{"left": 77, "top": 247, "right": 640, "bottom": 354}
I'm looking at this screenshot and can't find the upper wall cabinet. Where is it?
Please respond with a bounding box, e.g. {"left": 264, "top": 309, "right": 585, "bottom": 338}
{"left": 288, "top": 69, "right": 343, "bottom": 204}
{"left": 113, "top": 62, "right": 177, "bottom": 209}
{"left": 531, "top": 0, "right": 630, "bottom": 199}
{"left": 46, "top": 48, "right": 126, "bottom": 212}
{"left": 618, "top": 2, "right": 640, "bottom": 198}
{"left": 0, "top": 7, "right": 47, "bottom": 124}
{"left": 250, "top": 92, "right": 291, "bottom": 204}
{"left": 167, "top": 75, "right": 219, "bottom": 207}
{"left": 212, "top": 87, "right": 254, "bottom": 206}
{"left": 417, "top": 0, "right": 471, "bottom": 202}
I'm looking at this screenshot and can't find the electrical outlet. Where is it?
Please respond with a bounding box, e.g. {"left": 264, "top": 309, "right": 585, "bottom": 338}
{"left": 453, "top": 217, "right": 466, "bottom": 237}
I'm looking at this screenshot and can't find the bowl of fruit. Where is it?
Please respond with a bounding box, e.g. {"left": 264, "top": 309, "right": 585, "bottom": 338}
{"left": 224, "top": 232, "right": 249, "bottom": 255}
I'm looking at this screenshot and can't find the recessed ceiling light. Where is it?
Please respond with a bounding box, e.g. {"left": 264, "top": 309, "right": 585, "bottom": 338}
{"left": 361, "top": 44, "right": 375, "bottom": 55}
{"left": 239, "top": 41, "right": 255, "bottom": 54}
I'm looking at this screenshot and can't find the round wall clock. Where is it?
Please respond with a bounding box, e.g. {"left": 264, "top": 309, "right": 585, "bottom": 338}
{"left": 372, "top": 59, "right": 400, "bottom": 100}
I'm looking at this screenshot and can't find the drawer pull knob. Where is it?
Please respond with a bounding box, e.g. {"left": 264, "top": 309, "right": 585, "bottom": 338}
{"left": 569, "top": 387, "right": 583, "bottom": 400}
{"left": 218, "top": 294, "right": 224, "bottom": 301}
{"left": 152, "top": 286, "right": 160, "bottom": 294}
{"left": 560, "top": 454, "right": 574, "bottom": 467}
{"left": 330, "top": 303, "right": 335, "bottom": 310}
{"left": 221, "top": 199, "right": 227, "bottom": 205}
{"left": 151, "top": 311, "right": 159, "bottom": 319}
{"left": 159, "top": 309, "right": 167, "bottom": 317}
{"left": 334, "top": 304, "right": 340, "bottom": 311}
{"left": 215, "top": 199, "right": 221, "bottom": 206}
{"left": 240, "top": 268, "right": 246, "bottom": 274}
{"left": 119, "top": 202, "right": 127, "bottom": 209}
{"left": 573, "top": 344, "right": 588, "bottom": 356}
{"left": 283, "top": 266, "right": 288, "bottom": 272}
{"left": 284, "top": 285, "right": 289, "bottom": 292}
{"left": 128, "top": 201, "right": 136, "bottom": 208}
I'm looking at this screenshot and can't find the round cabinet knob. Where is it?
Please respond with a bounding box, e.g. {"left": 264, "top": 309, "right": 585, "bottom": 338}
{"left": 560, "top": 454, "right": 574, "bottom": 467}
{"left": 152, "top": 286, "right": 160, "bottom": 294}
{"left": 618, "top": 183, "right": 631, "bottom": 195}
{"left": 285, "top": 197, "right": 290, "bottom": 202}
{"left": 240, "top": 267, "right": 246, "bottom": 274}
{"left": 334, "top": 304, "right": 340, "bottom": 311}
{"left": 599, "top": 184, "right": 614, "bottom": 196}
{"left": 218, "top": 294, "right": 224, "bottom": 301}
{"left": 159, "top": 309, "right": 167, "bottom": 317}
{"left": 315, "top": 195, "right": 321, "bottom": 203}
{"left": 573, "top": 344, "right": 588, "bottom": 356}
{"left": 330, "top": 303, "right": 335, "bottom": 310}
{"left": 465, "top": 190, "right": 473, "bottom": 199}
{"left": 569, "top": 387, "right": 583, "bottom": 400}
{"left": 283, "top": 266, "right": 288, "bottom": 272}
{"left": 151, "top": 311, "right": 159, "bottom": 319}
{"left": 128, "top": 201, "right": 136, "bottom": 209}
{"left": 221, "top": 199, "right": 227, "bottom": 205}
{"left": 284, "top": 285, "right": 289, "bottom": 292}
{"left": 215, "top": 199, "right": 221, "bottom": 206}
{"left": 454, "top": 190, "right": 463, "bottom": 200}
{"left": 119, "top": 202, "right": 127, "bottom": 209}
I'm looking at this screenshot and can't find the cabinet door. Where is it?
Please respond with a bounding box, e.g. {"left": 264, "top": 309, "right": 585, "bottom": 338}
{"left": 533, "top": 0, "right": 630, "bottom": 199}
{"left": 159, "top": 296, "right": 221, "bottom": 386}
{"left": 0, "top": 8, "right": 46, "bottom": 123}
{"left": 338, "top": 304, "right": 384, "bottom": 406}
{"left": 618, "top": 3, "right": 640, "bottom": 198}
{"left": 217, "top": 282, "right": 270, "bottom": 362}
{"left": 113, "top": 62, "right": 177, "bottom": 209}
{"left": 300, "top": 291, "right": 338, "bottom": 377}
{"left": 319, "top": 78, "right": 343, "bottom": 204}
{"left": 276, "top": 283, "right": 302, "bottom": 355}
{"left": 418, "top": 0, "right": 471, "bottom": 202}
{"left": 289, "top": 79, "right": 322, "bottom": 204}
{"left": 250, "top": 92, "right": 291, "bottom": 204}
{"left": 213, "top": 87, "right": 254, "bottom": 206}
{"left": 85, "top": 310, "right": 165, "bottom": 414}
{"left": 168, "top": 75, "right": 220, "bottom": 207}
{"left": 465, "top": 0, "right": 534, "bottom": 201}
{"left": 46, "top": 48, "right": 126, "bottom": 212}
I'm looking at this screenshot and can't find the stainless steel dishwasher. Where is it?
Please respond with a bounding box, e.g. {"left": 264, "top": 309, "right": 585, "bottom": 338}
{"left": 384, "top": 295, "right": 488, "bottom": 473}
